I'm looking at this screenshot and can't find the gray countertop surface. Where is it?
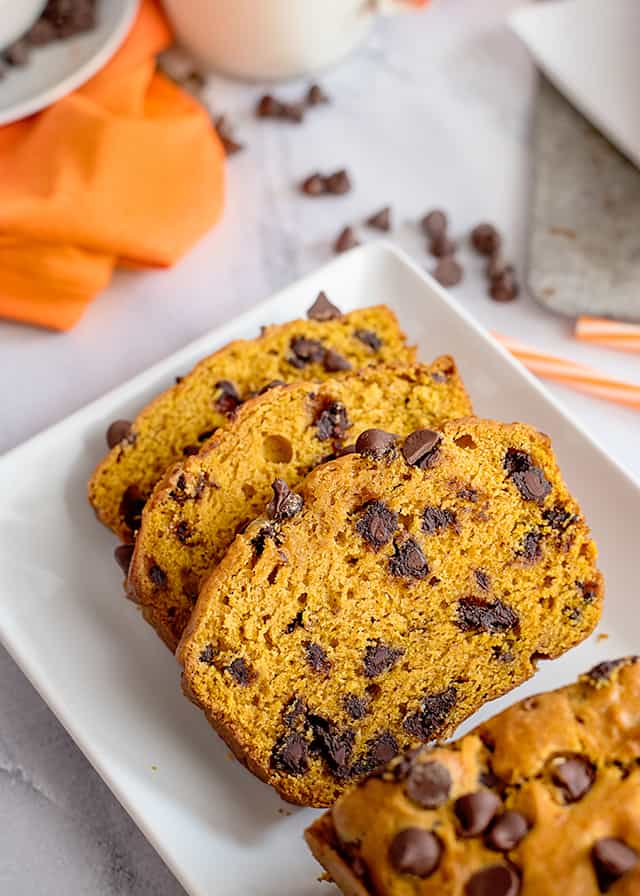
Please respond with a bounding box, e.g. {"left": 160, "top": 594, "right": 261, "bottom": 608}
{"left": 1, "top": 2, "right": 638, "bottom": 893}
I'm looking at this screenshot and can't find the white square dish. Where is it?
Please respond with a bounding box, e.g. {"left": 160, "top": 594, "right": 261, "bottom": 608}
{"left": 1, "top": 243, "right": 638, "bottom": 896}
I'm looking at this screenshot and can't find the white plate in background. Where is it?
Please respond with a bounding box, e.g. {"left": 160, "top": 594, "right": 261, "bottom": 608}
{"left": 0, "top": 0, "right": 139, "bottom": 126}
{"left": 510, "top": 0, "right": 640, "bottom": 169}
{"left": 0, "top": 243, "right": 638, "bottom": 895}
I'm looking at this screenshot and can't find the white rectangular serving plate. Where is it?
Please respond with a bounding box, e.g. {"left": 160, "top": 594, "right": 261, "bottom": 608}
{"left": 1, "top": 243, "right": 638, "bottom": 896}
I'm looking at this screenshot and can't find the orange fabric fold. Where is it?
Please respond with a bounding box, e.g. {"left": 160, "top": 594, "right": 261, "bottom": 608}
{"left": 0, "top": 0, "right": 225, "bottom": 331}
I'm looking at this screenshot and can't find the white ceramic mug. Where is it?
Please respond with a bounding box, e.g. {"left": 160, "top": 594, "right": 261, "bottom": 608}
{"left": 161, "top": 0, "right": 418, "bottom": 81}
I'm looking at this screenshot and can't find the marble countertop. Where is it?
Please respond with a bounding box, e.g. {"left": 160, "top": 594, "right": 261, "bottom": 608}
{"left": 1, "top": 2, "right": 638, "bottom": 893}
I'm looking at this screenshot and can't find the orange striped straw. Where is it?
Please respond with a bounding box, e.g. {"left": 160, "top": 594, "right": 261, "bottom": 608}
{"left": 493, "top": 333, "right": 640, "bottom": 411}
{"left": 575, "top": 317, "right": 640, "bottom": 354}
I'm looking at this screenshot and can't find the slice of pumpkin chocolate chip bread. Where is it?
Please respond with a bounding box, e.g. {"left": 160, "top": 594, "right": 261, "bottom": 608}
{"left": 178, "top": 418, "right": 603, "bottom": 807}
{"left": 127, "top": 355, "right": 472, "bottom": 651}
{"left": 305, "top": 657, "right": 640, "bottom": 896}
{"left": 88, "top": 298, "right": 414, "bottom": 542}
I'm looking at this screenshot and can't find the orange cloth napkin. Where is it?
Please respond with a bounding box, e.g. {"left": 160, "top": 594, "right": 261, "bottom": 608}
{"left": 0, "top": 1, "right": 225, "bottom": 331}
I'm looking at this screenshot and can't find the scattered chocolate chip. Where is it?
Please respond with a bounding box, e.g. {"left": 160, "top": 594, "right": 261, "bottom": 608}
{"left": 27, "top": 18, "right": 57, "bottom": 45}
{"left": 475, "top": 570, "right": 491, "bottom": 591}
{"left": 402, "top": 429, "right": 442, "bottom": 469}
{"left": 389, "top": 829, "right": 442, "bottom": 878}
{"left": 307, "top": 291, "right": 341, "bottom": 321}
{"left": 4, "top": 40, "right": 29, "bottom": 66}
{"left": 517, "top": 530, "right": 543, "bottom": 564}
{"left": 106, "top": 420, "right": 134, "bottom": 449}
{"left": 471, "top": 223, "right": 501, "bottom": 256}
{"left": 308, "top": 715, "right": 354, "bottom": 779}
{"left": 403, "top": 686, "right": 457, "bottom": 741}
{"left": 306, "top": 83, "right": 330, "bottom": 106}
{"left": 197, "top": 427, "right": 217, "bottom": 442}
{"left": 334, "top": 226, "right": 360, "bottom": 253}
{"left": 591, "top": 838, "right": 638, "bottom": 892}
{"left": 258, "top": 380, "right": 286, "bottom": 395}
{"left": 169, "top": 471, "right": 209, "bottom": 504}
{"left": 486, "top": 812, "right": 528, "bottom": 851}
{"left": 406, "top": 761, "right": 452, "bottom": 809}
{"left": 323, "top": 349, "right": 352, "bottom": 372}
{"left": 214, "top": 380, "right": 241, "bottom": 415}
{"left": 577, "top": 580, "right": 600, "bottom": 604}
{"left": 551, "top": 755, "right": 595, "bottom": 802}
{"left": 355, "top": 429, "right": 397, "bottom": 460}
{"left": 213, "top": 115, "right": 244, "bottom": 155}
{"left": 351, "top": 731, "right": 399, "bottom": 777}
{"left": 543, "top": 506, "right": 577, "bottom": 531}
{"left": 356, "top": 501, "right": 398, "bottom": 550}
{"left": 429, "top": 233, "right": 457, "bottom": 258}
{"left": 289, "top": 335, "right": 326, "bottom": 367}
{"left": 301, "top": 170, "right": 351, "bottom": 196}
{"left": 455, "top": 791, "right": 501, "bottom": 836}
{"left": 175, "top": 520, "right": 193, "bottom": 545}
{"left": 465, "top": 864, "right": 520, "bottom": 896}
{"left": 271, "top": 733, "right": 309, "bottom": 775}
{"left": 365, "top": 207, "right": 391, "bottom": 232}
{"left": 227, "top": 657, "right": 254, "bottom": 686}
{"left": 282, "top": 101, "right": 305, "bottom": 123}
{"left": 492, "top": 646, "right": 515, "bottom": 663}
{"left": 458, "top": 487, "right": 478, "bottom": 502}
{"left": 199, "top": 643, "right": 215, "bottom": 665}
{"left": 354, "top": 328, "right": 382, "bottom": 351}
{"left": 148, "top": 563, "right": 167, "bottom": 589}
{"left": 326, "top": 170, "right": 351, "bottom": 195}
{"left": 588, "top": 658, "right": 630, "bottom": 683}
{"left": 486, "top": 254, "right": 511, "bottom": 280}
{"left": 256, "top": 94, "right": 288, "bottom": 119}
{"left": 422, "top": 506, "right": 456, "bottom": 534}
{"left": 315, "top": 400, "right": 351, "bottom": 442}
{"left": 301, "top": 173, "right": 326, "bottom": 195}
{"left": 282, "top": 695, "right": 307, "bottom": 728}
{"left": 390, "top": 538, "right": 429, "bottom": 579}
{"left": 489, "top": 268, "right": 519, "bottom": 303}
{"left": 504, "top": 449, "right": 551, "bottom": 502}
{"left": 363, "top": 642, "right": 404, "bottom": 678}
{"left": 344, "top": 693, "right": 368, "bottom": 720}
{"left": 267, "top": 479, "right": 304, "bottom": 522}
{"left": 421, "top": 209, "right": 448, "bottom": 239}
{"left": 457, "top": 597, "right": 518, "bottom": 633}
{"left": 114, "top": 544, "right": 134, "bottom": 575}
{"left": 285, "top": 610, "right": 304, "bottom": 634}
{"left": 433, "top": 256, "right": 463, "bottom": 287}
{"left": 251, "top": 523, "right": 281, "bottom": 557}
{"left": 182, "top": 445, "right": 199, "bottom": 456}
{"left": 305, "top": 642, "right": 331, "bottom": 674}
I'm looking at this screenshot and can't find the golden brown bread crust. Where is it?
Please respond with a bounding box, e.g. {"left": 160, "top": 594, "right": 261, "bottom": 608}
{"left": 306, "top": 657, "right": 640, "bottom": 896}
{"left": 178, "top": 418, "right": 603, "bottom": 807}
{"left": 127, "top": 356, "right": 473, "bottom": 650}
{"left": 88, "top": 304, "right": 414, "bottom": 542}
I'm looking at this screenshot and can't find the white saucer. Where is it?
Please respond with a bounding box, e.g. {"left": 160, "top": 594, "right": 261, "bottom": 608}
{"left": 510, "top": 0, "right": 640, "bottom": 170}
{"left": 0, "top": 0, "right": 139, "bottom": 126}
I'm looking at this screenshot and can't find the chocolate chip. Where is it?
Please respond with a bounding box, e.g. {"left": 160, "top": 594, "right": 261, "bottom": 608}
{"left": 551, "top": 755, "right": 595, "bottom": 802}
{"left": 455, "top": 791, "right": 501, "bottom": 836}
{"left": 592, "top": 838, "right": 638, "bottom": 891}
{"left": 363, "top": 642, "right": 404, "bottom": 678}
{"left": 271, "top": 733, "right": 309, "bottom": 775}
{"left": 182, "top": 445, "right": 199, "bottom": 456}
{"left": 175, "top": 520, "right": 193, "bottom": 545}
{"left": 197, "top": 427, "right": 217, "bottom": 442}
{"left": 471, "top": 223, "right": 501, "bottom": 256}
{"left": 351, "top": 732, "right": 399, "bottom": 777}
{"left": 251, "top": 523, "right": 281, "bottom": 556}
{"left": 543, "top": 506, "right": 576, "bottom": 531}
{"left": 258, "top": 380, "right": 286, "bottom": 395}
{"left": 334, "top": 226, "right": 360, "bottom": 254}
{"left": 486, "top": 254, "right": 511, "bottom": 280}
{"left": 199, "top": 643, "right": 215, "bottom": 665}
{"left": 356, "top": 501, "right": 398, "bottom": 550}
{"left": 4, "top": 40, "right": 29, "bottom": 66}
{"left": 433, "top": 256, "right": 463, "bottom": 287}
{"left": 289, "top": 335, "right": 326, "bottom": 367}
{"left": 489, "top": 269, "right": 519, "bottom": 303}
{"left": 106, "top": 420, "right": 133, "bottom": 449}
{"left": 365, "top": 207, "right": 391, "bottom": 232}
{"left": 308, "top": 715, "right": 354, "bottom": 779}
{"left": 486, "top": 812, "right": 528, "bottom": 851}
{"left": 213, "top": 116, "right": 244, "bottom": 156}
{"left": 285, "top": 610, "right": 304, "bottom": 634}
{"left": 458, "top": 487, "right": 478, "bottom": 502}
{"left": 465, "top": 864, "right": 520, "bottom": 896}
{"left": 475, "top": 570, "right": 491, "bottom": 591}
{"left": 457, "top": 597, "right": 518, "bottom": 633}
{"left": 306, "top": 83, "right": 330, "bottom": 106}
{"left": 403, "top": 686, "right": 457, "bottom": 741}
{"left": 214, "top": 380, "right": 241, "bottom": 415}
{"left": 517, "top": 530, "right": 543, "bottom": 564}
{"left": 27, "top": 18, "right": 57, "bottom": 45}
{"left": 406, "top": 761, "right": 452, "bottom": 809}
{"left": 344, "top": 693, "right": 368, "bottom": 720}
{"left": 282, "top": 695, "right": 307, "bottom": 727}
{"left": 355, "top": 429, "right": 397, "bottom": 459}
{"left": 504, "top": 449, "right": 551, "bottom": 502}
{"left": 114, "top": 544, "right": 134, "bottom": 575}
{"left": 282, "top": 101, "right": 305, "bottom": 123}
{"left": 354, "top": 329, "right": 382, "bottom": 351}
{"left": 492, "top": 646, "right": 515, "bottom": 663}
{"left": 305, "top": 642, "right": 331, "bottom": 674}
{"left": 326, "top": 170, "right": 351, "bottom": 195}
{"left": 588, "top": 658, "right": 629, "bottom": 683}
{"left": 267, "top": 479, "right": 304, "bottom": 522}
{"left": 389, "top": 829, "right": 442, "bottom": 878}
{"left": 323, "top": 349, "right": 352, "bottom": 372}
{"left": 429, "top": 233, "right": 457, "bottom": 258}
{"left": 307, "top": 291, "right": 341, "bottom": 321}
{"left": 422, "top": 506, "right": 456, "bottom": 535}
{"left": 301, "top": 173, "right": 326, "bottom": 195}
{"left": 148, "top": 564, "right": 167, "bottom": 589}
{"left": 421, "top": 209, "right": 448, "bottom": 239}
{"left": 402, "top": 429, "right": 442, "bottom": 469}
{"left": 227, "top": 657, "right": 254, "bottom": 686}
{"left": 390, "top": 538, "right": 429, "bottom": 580}
{"left": 256, "top": 94, "right": 285, "bottom": 118}
{"left": 315, "top": 400, "right": 351, "bottom": 442}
